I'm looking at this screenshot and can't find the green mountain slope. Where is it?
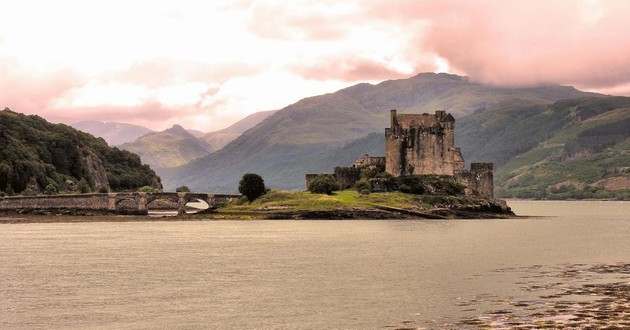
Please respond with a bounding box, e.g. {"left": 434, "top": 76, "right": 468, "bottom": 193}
{"left": 455, "top": 97, "right": 630, "bottom": 199}
{"left": 0, "top": 108, "right": 161, "bottom": 194}
{"left": 201, "top": 110, "right": 278, "bottom": 151}
{"left": 120, "top": 125, "right": 213, "bottom": 169}
{"left": 162, "top": 73, "right": 597, "bottom": 192}
{"left": 71, "top": 120, "right": 153, "bottom": 146}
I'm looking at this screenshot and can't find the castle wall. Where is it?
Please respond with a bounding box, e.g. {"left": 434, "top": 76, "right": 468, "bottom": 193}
{"left": 334, "top": 167, "right": 361, "bottom": 190}
{"left": 385, "top": 109, "right": 457, "bottom": 176}
{"left": 455, "top": 163, "right": 494, "bottom": 198}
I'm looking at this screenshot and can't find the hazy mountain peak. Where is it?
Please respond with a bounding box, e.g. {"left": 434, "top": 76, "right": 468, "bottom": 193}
{"left": 71, "top": 121, "right": 153, "bottom": 146}
{"left": 164, "top": 124, "right": 194, "bottom": 138}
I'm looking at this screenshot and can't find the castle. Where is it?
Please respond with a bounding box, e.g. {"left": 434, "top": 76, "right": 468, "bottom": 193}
{"left": 306, "top": 109, "right": 494, "bottom": 198}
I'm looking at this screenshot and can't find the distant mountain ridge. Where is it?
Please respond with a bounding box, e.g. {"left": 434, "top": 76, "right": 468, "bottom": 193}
{"left": 120, "top": 124, "right": 214, "bottom": 169}
{"left": 162, "top": 72, "right": 601, "bottom": 192}
{"left": 201, "top": 110, "right": 278, "bottom": 151}
{"left": 71, "top": 120, "right": 153, "bottom": 146}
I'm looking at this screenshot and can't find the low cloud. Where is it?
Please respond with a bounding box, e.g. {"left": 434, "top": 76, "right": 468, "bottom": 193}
{"left": 293, "top": 56, "right": 412, "bottom": 81}
{"left": 364, "top": 0, "right": 630, "bottom": 91}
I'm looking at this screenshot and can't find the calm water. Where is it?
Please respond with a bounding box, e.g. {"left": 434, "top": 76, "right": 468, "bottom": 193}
{"left": 1, "top": 201, "right": 628, "bottom": 329}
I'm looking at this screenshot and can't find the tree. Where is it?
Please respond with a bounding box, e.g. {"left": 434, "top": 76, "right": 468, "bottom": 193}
{"left": 238, "top": 173, "right": 266, "bottom": 202}
{"left": 308, "top": 174, "right": 339, "bottom": 195}
{"left": 176, "top": 185, "right": 191, "bottom": 192}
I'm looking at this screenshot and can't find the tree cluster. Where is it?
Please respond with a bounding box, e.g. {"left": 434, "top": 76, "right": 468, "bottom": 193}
{"left": 0, "top": 108, "right": 160, "bottom": 195}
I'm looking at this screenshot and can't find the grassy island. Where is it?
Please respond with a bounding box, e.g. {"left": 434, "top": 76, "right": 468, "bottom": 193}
{"left": 206, "top": 189, "right": 514, "bottom": 220}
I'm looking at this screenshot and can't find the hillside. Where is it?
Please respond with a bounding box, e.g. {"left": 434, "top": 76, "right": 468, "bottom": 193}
{"left": 162, "top": 72, "right": 598, "bottom": 192}
{"left": 120, "top": 125, "right": 214, "bottom": 169}
{"left": 201, "top": 109, "right": 278, "bottom": 151}
{"left": 321, "top": 97, "right": 630, "bottom": 199}
{"left": 71, "top": 120, "right": 153, "bottom": 146}
{"left": 0, "top": 108, "right": 161, "bottom": 195}
{"left": 455, "top": 97, "right": 630, "bottom": 199}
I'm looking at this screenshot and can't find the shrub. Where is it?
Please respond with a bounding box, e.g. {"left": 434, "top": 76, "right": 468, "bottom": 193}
{"left": 5, "top": 184, "right": 14, "bottom": 196}
{"left": 77, "top": 178, "right": 91, "bottom": 194}
{"left": 138, "top": 186, "right": 159, "bottom": 193}
{"left": 44, "top": 183, "right": 58, "bottom": 195}
{"left": 176, "top": 185, "right": 191, "bottom": 192}
{"left": 355, "top": 178, "right": 371, "bottom": 193}
{"left": 234, "top": 196, "right": 249, "bottom": 205}
{"left": 308, "top": 174, "right": 339, "bottom": 195}
{"left": 238, "top": 173, "right": 266, "bottom": 202}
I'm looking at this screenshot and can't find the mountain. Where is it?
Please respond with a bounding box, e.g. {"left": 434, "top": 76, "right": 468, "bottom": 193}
{"left": 0, "top": 108, "right": 161, "bottom": 195}
{"left": 455, "top": 97, "right": 630, "bottom": 199}
{"left": 187, "top": 129, "right": 206, "bottom": 138}
{"left": 201, "top": 110, "right": 278, "bottom": 151}
{"left": 120, "top": 124, "right": 214, "bottom": 169}
{"left": 285, "top": 97, "right": 630, "bottom": 199}
{"left": 71, "top": 120, "right": 153, "bottom": 146}
{"left": 162, "top": 72, "right": 599, "bottom": 192}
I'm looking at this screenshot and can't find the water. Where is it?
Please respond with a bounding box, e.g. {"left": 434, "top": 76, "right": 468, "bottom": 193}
{"left": 0, "top": 201, "right": 628, "bottom": 329}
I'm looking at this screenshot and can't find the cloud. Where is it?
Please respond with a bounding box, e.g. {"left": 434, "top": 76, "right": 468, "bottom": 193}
{"left": 247, "top": 0, "right": 358, "bottom": 40}
{"left": 3, "top": 0, "right": 630, "bottom": 134}
{"left": 115, "top": 59, "right": 260, "bottom": 88}
{"left": 0, "top": 56, "right": 86, "bottom": 116}
{"left": 293, "top": 56, "right": 412, "bottom": 81}
{"left": 364, "top": 0, "right": 630, "bottom": 91}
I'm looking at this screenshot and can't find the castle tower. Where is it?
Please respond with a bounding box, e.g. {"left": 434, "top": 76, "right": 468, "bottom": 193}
{"left": 385, "top": 109, "right": 457, "bottom": 176}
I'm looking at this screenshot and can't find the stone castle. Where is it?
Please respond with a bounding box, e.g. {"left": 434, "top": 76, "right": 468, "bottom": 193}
{"left": 306, "top": 109, "right": 494, "bottom": 198}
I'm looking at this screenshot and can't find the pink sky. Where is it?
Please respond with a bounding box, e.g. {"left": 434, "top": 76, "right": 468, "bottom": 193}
{"left": 1, "top": 0, "right": 629, "bottom": 132}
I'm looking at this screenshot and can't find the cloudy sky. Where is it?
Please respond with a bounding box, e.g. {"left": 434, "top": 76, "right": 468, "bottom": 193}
{"left": 2, "top": 0, "right": 629, "bottom": 131}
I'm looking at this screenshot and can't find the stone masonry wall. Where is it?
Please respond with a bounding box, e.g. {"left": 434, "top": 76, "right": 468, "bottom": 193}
{"left": 385, "top": 109, "right": 457, "bottom": 176}
{"left": 455, "top": 163, "right": 494, "bottom": 198}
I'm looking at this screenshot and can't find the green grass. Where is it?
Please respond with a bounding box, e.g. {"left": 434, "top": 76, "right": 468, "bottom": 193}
{"left": 219, "top": 190, "right": 439, "bottom": 213}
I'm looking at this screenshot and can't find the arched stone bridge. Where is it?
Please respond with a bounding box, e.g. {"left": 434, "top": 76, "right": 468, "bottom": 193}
{"left": 0, "top": 192, "right": 241, "bottom": 216}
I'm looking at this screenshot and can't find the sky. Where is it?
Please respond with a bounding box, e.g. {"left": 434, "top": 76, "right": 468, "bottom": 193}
{"left": 1, "top": 0, "right": 630, "bottom": 132}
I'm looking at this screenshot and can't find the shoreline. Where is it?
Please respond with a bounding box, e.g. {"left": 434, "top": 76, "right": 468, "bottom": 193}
{"left": 0, "top": 207, "right": 517, "bottom": 224}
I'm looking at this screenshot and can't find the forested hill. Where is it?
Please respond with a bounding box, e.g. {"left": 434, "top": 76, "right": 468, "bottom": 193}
{"left": 0, "top": 108, "right": 161, "bottom": 195}
{"left": 457, "top": 96, "right": 630, "bottom": 199}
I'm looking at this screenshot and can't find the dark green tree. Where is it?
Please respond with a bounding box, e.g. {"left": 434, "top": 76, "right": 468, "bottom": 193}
{"left": 308, "top": 174, "right": 339, "bottom": 195}
{"left": 176, "top": 185, "right": 191, "bottom": 192}
{"left": 238, "top": 173, "right": 266, "bottom": 202}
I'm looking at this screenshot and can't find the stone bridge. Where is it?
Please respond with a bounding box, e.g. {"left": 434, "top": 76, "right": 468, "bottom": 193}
{"left": 0, "top": 192, "right": 241, "bottom": 216}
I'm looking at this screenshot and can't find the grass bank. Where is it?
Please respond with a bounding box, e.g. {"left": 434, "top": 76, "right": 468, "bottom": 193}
{"left": 211, "top": 190, "right": 513, "bottom": 220}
